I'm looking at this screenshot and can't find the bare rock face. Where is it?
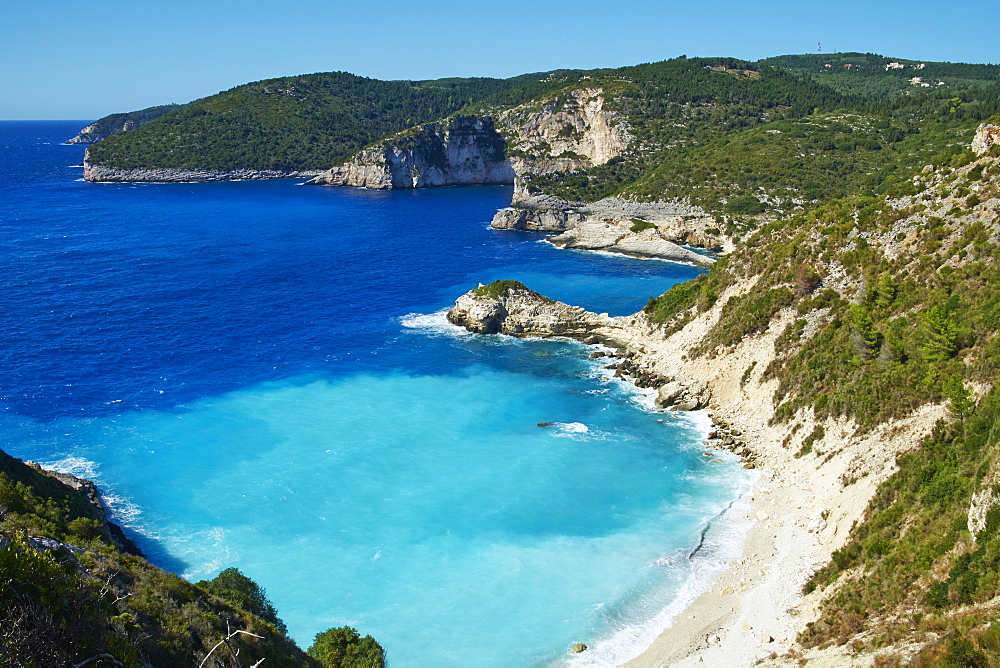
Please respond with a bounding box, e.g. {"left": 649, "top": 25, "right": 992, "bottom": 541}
{"left": 969, "top": 465, "right": 1000, "bottom": 540}
{"left": 491, "top": 195, "right": 587, "bottom": 231}
{"left": 498, "top": 87, "right": 631, "bottom": 176}
{"left": 547, "top": 221, "right": 716, "bottom": 266}
{"left": 306, "top": 115, "right": 515, "bottom": 189}
{"left": 492, "top": 207, "right": 585, "bottom": 231}
{"left": 309, "top": 87, "right": 630, "bottom": 194}
{"left": 446, "top": 281, "right": 619, "bottom": 341}
{"left": 972, "top": 122, "right": 1000, "bottom": 156}
{"left": 491, "top": 196, "right": 729, "bottom": 257}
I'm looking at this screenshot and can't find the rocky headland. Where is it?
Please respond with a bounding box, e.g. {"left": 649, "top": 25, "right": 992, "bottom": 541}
{"left": 446, "top": 280, "right": 623, "bottom": 343}
{"left": 307, "top": 87, "right": 628, "bottom": 193}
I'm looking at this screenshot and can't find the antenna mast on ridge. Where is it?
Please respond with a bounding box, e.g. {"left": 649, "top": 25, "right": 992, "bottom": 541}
{"left": 818, "top": 42, "right": 822, "bottom": 53}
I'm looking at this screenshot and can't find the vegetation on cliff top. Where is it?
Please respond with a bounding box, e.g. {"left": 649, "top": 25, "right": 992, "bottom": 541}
{"left": 85, "top": 72, "right": 569, "bottom": 172}
{"left": 0, "top": 448, "right": 383, "bottom": 666}
{"left": 644, "top": 124, "right": 1000, "bottom": 660}
{"left": 472, "top": 279, "right": 528, "bottom": 299}
{"left": 82, "top": 52, "right": 1000, "bottom": 214}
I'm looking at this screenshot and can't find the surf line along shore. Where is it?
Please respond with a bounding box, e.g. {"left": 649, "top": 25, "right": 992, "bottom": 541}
{"left": 445, "top": 280, "right": 945, "bottom": 666}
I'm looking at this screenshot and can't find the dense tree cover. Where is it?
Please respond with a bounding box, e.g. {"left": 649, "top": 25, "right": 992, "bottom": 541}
{"left": 86, "top": 72, "right": 570, "bottom": 171}
{"left": 520, "top": 57, "right": 846, "bottom": 202}
{"left": 0, "top": 448, "right": 381, "bottom": 666}
{"left": 761, "top": 52, "right": 1000, "bottom": 98}
{"left": 85, "top": 53, "right": 1000, "bottom": 194}
{"left": 518, "top": 55, "right": 1000, "bottom": 213}
{"left": 533, "top": 79, "right": 1000, "bottom": 214}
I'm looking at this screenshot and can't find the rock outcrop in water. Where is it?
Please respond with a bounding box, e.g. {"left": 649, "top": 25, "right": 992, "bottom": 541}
{"left": 305, "top": 116, "right": 514, "bottom": 189}
{"left": 446, "top": 280, "right": 623, "bottom": 343}
{"left": 491, "top": 195, "right": 725, "bottom": 264}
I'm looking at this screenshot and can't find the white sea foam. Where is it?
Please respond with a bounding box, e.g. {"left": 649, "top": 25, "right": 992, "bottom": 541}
{"left": 581, "top": 353, "right": 661, "bottom": 412}
{"left": 399, "top": 309, "right": 471, "bottom": 338}
{"left": 177, "top": 527, "right": 236, "bottom": 580}
{"left": 99, "top": 491, "right": 144, "bottom": 528}
{"left": 549, "top": 422, "right": 591, "bottom": 439}
{"left": 39, "top": 456, "right": 145, "bottom": 529}
{"left": 41, "top": 455, "right": 99, "bottom": 480}
{"left": 399, "top": 309, "right": 526, "bottom": 348}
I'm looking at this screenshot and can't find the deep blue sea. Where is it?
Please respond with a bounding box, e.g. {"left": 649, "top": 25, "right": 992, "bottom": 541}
{"left": 0, "top": 121, "right": 752, "bottom": 666}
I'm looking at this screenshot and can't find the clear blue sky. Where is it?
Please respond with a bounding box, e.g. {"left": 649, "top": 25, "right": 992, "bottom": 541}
{"left": 2, "top": 0, "right": 996, "bottom": 120}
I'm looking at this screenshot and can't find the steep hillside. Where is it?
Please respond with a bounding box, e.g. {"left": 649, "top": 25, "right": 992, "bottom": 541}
{"left": 635, "top": 119, "right": 1000, "bottom": 664}
{"left": 0, "top": 448, "right": 381, "bottom": 666}
{"left": 444, "top": 120, "right": 1000, "bottom": 664}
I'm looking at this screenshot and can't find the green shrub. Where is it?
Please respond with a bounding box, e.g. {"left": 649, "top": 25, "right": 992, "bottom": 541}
{"left": 308, "top": 627, "right": 385, "bottom": 668}
{"left": 629, "top": 219, "right": 658, "bottom": 233}
{"left": 472, "top": 280, "right": 528, "bottom": 299}
{"left": 197, "top": 567, "right": 287, "bottom": 634}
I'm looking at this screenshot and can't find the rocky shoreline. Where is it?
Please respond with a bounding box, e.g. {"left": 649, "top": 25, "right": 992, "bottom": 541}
{"left": 447, "top": 280, "right": 944, "bottom": 665}
{"left": 83, "top": 162, "right": 322, "bottom": 183}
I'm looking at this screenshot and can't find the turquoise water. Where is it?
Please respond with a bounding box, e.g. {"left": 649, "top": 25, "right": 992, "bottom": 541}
{"left": 1, "top": 122, "right": 751, "bottom": 666}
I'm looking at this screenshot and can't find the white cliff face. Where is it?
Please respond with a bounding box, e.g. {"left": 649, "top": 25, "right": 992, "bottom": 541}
{"left": 972, "top": 122, "right": 1000, "bottom": 156}
{"left": 497, "top": 88, "right": 631, "bottom": 201}
{"left": 307, "top": 116, "right": 515, "bottom": 189}
{"left": 499, "top": 88, "right": 630, "bottom": 171}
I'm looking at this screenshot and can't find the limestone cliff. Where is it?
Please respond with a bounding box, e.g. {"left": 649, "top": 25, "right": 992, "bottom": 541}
{"left": 305, "top": 115, "right": 514, "bottom": 189}
{"left": 972, "top": 121, "right": 1000, "bottom": 156}
{"left": 494, "top": 87, "right": 631, "bottom": 198}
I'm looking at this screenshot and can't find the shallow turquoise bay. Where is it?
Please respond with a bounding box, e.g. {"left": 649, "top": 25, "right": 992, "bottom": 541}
{"left": 1, "top": 121, "right": 751, "bottom": 666}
